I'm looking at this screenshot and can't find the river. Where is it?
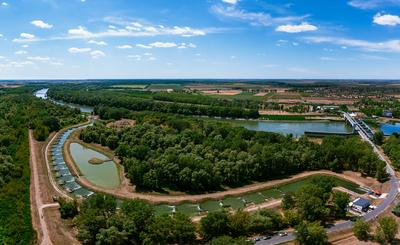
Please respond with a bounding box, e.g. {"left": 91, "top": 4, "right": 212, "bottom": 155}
{"left": 231, "top": 120, "right": 353, "bottom": 137}
{"left": 34, "top": 88, "right": 94, "bottom": 113}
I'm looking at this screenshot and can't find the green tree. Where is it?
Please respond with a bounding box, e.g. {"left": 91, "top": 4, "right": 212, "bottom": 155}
{"left": 352, "top": 219, "right": 370, "bottom": 241}
{"left": 373, "top": 131, "right": 384, "bottom": 145}
{"left": 200, "top": 211, "right": 230, "bottom": 241}
{"left": 374, "top": 216, "right": 398, "bottom": 244}
{"left": 229, "top": 211, "right": 251, "bottom": 237}
{"left": 207, "top": 236, "right": 250, "bottom": 245}
{"left": 295, "top": 221, "right": 328, "bottom": 245}
{"left": 96, "top": 226, "right": 128, "bottom": 245}
{"left": 331, "top": 191, "right": 350, "bottom": 219}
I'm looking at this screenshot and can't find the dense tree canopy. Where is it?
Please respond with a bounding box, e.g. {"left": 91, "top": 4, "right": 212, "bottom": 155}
{"left": 0, "top": 91, "right": 82, "bottom": 244}
{"left": 80, "top": 116, "right": 387, "bottom": 193}
{"left": 48, "top": 88, "right": 260, "bottom": 119}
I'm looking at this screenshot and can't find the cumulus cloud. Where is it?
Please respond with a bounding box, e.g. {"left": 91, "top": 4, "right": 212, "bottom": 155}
{"left": 20, "top": 33, "right": 35, "bottom": 39}
{"left": 211, "top": 5, "right": 307, "bottom": 26}
{"left": 15, "top": 50, "right": 27, "bottom": 55}
{"left": 68, "top": 47, "right": 91, "bottom": 53}
{"left": 276, "top": 22, "right": 318, "bottom": 33}
{"left": 27, "top": 56, "right": 50, "bottom": 61}
{"left": 305, "top": 36, "right": 400, "bottom": 53}
{"left": 117, "top": 45, "right": 133, "bottom": 49}
{"left": 373, "top": 13, "right": 400, "bottom": 26}
{"left": 1, "top": 2, "right": 8, "bottom": 7}
{"left": 90, "top": 50, "right": 105, "bottom": 59}
{"left": 136, "top": 42, "right": 196, "bottom": 49}
{"left": 348, "top": 0, "right": 400, "bottom": 9}
{"left": 222, "top": 0, "right": 239, "bottom": 4}
{"left": 31, "top": 20, "right": 53, "bottom": 29}
{"left": 88, "top": 40, "right": 107, "bottom": 46}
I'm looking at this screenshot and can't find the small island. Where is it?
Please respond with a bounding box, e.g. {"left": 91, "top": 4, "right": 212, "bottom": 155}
{"left": 88, "top": 157, "right": 109, "bottom": 165}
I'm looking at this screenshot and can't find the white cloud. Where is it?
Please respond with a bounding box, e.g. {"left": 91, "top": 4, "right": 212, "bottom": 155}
{"left": 90, "top": 50, "right": 105, "bottom": 59}
{"left": 68, "top": 47, "right": 91, "bottom": 53}
{"left": 128, "top": 55, "right": 141, "bottom": 61}
{"left": 222, "top": 0, "right": 239, "bottom": 4}
{"left": 137, "top": 42, "right": 196, "bottom": 49}
{"left": 373, "top": 13, "right": 400, "bottom": 26}
{"left": 305, "top": 36, "right": 400, "bottom": 53}
{"left": 276, "top": 22, "right": 318, "bottom": 33}
{"left": 64, "top": 22, "right": 207, "bottom": 39}
{"left": 211, "top": 5, "right": 307, "bottom": 26}
{"left": 1, "top": 2, "right": 8, "bottom": 7}
{"left": 31, "top": 20, "right": 53, "bottom": 29}
{"left": 27, "top": 56, "right": 50, "bottom": 61}
{"left": 178, "top": 43, "right": 197, "bottom": 49}
{"left": 136, "top": 44, "right": 152, "bottom": 49}
{"left": 117, "top": 45, "right": 133, "bottom": 49}
{"left": 149, "top": 42, "right": 177, "bottom": 48}
{"left": 348, "top": 0, "right": 400, "bottom": 9}
{"left": 0, "top": 34, "right": 3, "bottom": 38}
{"left": 21, "top": 44, "right": 29, "bottom": 48}
{"left": 88, "top": 40, "right": 107, "bottom": 46}
{"left": 15, "top": 50, "right": 27, "bottom": 55}
{"left": 20, "top": 33, "right": 35, "bottom": 39}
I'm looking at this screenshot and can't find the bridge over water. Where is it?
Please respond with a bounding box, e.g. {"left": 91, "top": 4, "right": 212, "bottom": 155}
{"left": 344, "top": 112, "right": 375, "bottom": 139}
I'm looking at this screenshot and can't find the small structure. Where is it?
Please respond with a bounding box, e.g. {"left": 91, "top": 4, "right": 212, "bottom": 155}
{"left": 383, "top": 111, "right": 393, "bottom": 118}
{"left": 350, "top": 198, "right": 371, "bottom": 212}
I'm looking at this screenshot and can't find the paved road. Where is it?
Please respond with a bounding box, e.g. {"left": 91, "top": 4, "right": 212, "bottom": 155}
{"left": 257, "top": 120, "right": 399, "bottom": 245}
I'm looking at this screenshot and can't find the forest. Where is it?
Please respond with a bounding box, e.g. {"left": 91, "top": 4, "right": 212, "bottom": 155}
{"left": 79, "top": 115, "right": 387, "bottom": 193}
{"left": 382, "top": 134, "right": 400, "bottom": 170}
{"left": 47, "top": 87, "right": 260, "bottom": 119}
{"left": 0, "top": 88, "right": 82, "bottom": 244}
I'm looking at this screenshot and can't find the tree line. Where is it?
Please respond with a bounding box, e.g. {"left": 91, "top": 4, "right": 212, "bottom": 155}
{"left": 0, "top": 90, "right": 83, "bottom": 244}
{"left": 48, "top": 88, "right": 260, "bottom": 119}
{"left": 62, "top": 176, "right": 357, "bottom": 245}
{"left": 79, "top": 116, "right": 388, "bottom": 193}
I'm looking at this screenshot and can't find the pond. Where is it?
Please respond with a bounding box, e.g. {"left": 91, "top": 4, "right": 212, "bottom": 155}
{"left": 231, "top": 120, "right": 353, "bottom": 137}
{"left": 69, "top": 142, "right": 120, "bottom": 189}
{"left": 155, "top": 175, "right": 365, "bottom": 217}
{"left": 34, "top": 88, "right": 94, "bottom": 113}
{"left": 380, "top": 123, "right": 400, "bottom": 136}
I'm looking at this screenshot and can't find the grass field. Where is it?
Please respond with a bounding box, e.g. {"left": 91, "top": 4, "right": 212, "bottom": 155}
{"left": 111, "top": 84, "right": 148, "bottom": 89}
{"left": 208, "top": 92, "right": 273, "bottom": 101}
{"left": 147, "top": 84, "right": 183, "bottom": 91}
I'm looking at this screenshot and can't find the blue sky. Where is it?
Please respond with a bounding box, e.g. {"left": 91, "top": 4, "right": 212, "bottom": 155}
{"left": 1, "top": 0, "right": 400, "bottom": 79}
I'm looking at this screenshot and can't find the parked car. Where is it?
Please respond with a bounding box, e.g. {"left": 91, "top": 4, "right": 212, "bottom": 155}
{"left": 278, "top": 231, "right": 288, "bottom": 237}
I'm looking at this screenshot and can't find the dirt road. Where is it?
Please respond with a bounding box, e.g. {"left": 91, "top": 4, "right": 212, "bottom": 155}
{"left": 30, "top": 130, "right": 59, "bottom": 245}
{"left": 30, "top": 130, "right": 79, "bottom": 245}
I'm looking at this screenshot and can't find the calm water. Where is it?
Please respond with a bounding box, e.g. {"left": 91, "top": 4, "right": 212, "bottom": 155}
{"left": 380, "top": 123, "right": 400, "bottom": 136}
{"left": 232, "top": 120, "right": 353, "bottom": 137}
{"left": 34, "top": 88, "right": 94, "bottom": 113}
{"left": 69, "top": 143, "right": 120, "bottom": 189}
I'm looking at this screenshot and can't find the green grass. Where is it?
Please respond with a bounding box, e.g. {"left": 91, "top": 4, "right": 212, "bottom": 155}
{"left": 176, "top": 203, "right": 200, "bottom": 217}
{"left": 222, "top": 197, "right": 245, "bottom": 209}
{"left": 147, "top": 84, "right": 183, "bottom": 91}
{"left": 208, "top": 92, "right": 271, "bottom": 101}
{"left": 154, "top": 204, "right": 174, "bottom": 215}
{"left": 199, "top": 200, "right": 222, "bottom": 213}
{"left": 261, "top": 115, "right": 306, "bottom": 120}
{"left": 111, "top": 84, "right": 148, "bottom": 89}
{"left": 242, "top": 192, "right": 266, "bottom": 204}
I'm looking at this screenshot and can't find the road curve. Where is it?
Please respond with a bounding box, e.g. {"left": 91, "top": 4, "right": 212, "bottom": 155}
{"left": 257, "top": 123, "right": 399, "bottom": 245}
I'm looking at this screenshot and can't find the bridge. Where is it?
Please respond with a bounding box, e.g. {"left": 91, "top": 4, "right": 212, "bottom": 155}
{"left": 344, "top": 112, "right": 375, "bottom": 139}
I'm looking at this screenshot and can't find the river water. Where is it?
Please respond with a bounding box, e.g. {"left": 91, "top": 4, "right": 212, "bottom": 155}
{"left": 232, "top": 120, "right": 353, "bottom": 137}
{"left": 34, "top": 88, "right": 94, "bottom": 113}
